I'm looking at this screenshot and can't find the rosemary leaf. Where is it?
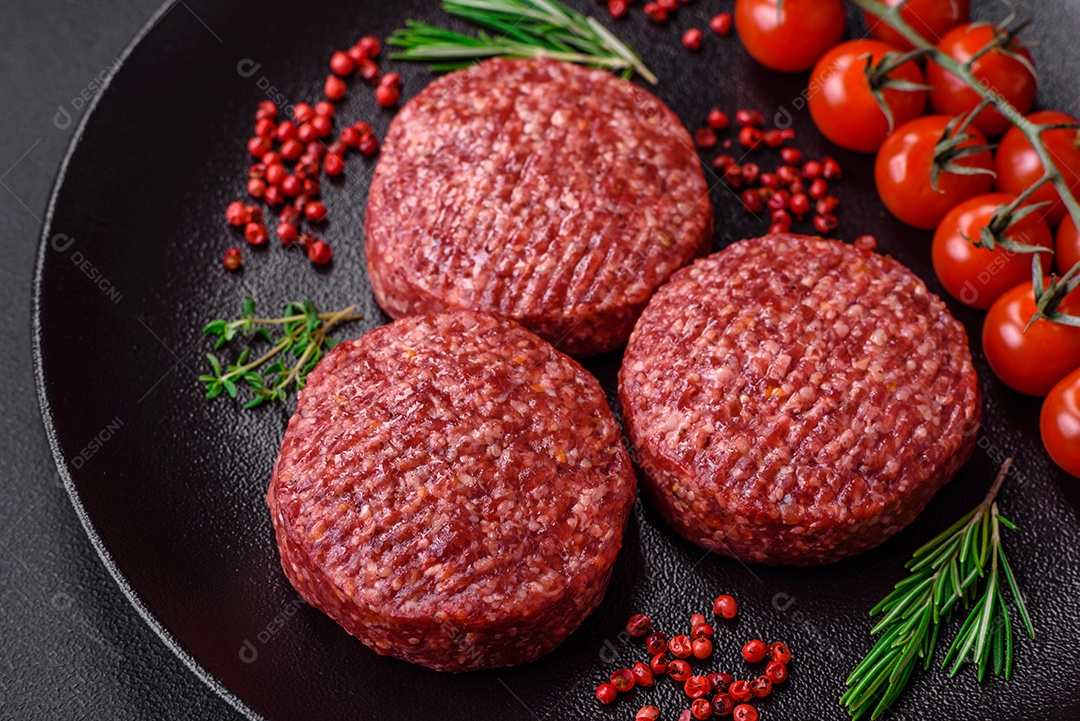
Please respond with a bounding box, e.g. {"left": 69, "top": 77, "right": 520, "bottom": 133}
{"left": 390, "top": 0, "right": 657, "bottom": 84}
{"left": 841, "top": 460, "right": 1032, "bottom": 719}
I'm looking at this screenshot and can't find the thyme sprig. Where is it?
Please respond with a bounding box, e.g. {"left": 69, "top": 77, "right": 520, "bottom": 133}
{"left": 200, "top": 296, "right": 362, "bottom": 409}
{"left": 855, "top": 0, "right": 1080, "bottom": 328}
{"left": 840, "top": 460, "right": 1033, "bottom": 720}
{"left": 389, "top": 0, "right": 657, "bottom": 84}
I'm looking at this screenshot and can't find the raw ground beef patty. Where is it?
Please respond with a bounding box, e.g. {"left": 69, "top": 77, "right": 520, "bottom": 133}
{"left": 619, "top": 233, "right": 981, "bottom": 566}
{"left": 364, "top": 57, "right": 713, "bottom": 358}
{"left": 267, "top": 310, "right": 636, "bottom": 671}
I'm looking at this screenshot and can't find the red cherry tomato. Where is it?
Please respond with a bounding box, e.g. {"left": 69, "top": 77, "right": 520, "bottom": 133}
{"left": 875, "top": 115, "right": 994, "bottom": 229}
{"left": 1042, "top": 368, "right": 1080, "bottom": 478}
{"left": 809, "top": 39, "right": 927, "bottom": 153}
{"left": 932, "top": 193, "right": 1053, "bottom": 309}
{"left": 865, "top": 0, "right": 970, "bottom": 51}
{"left": 734, "top": 0, "right": 846, "bottom": 73}
{"left": 926, "top": 23, "right": 1036, "bottom": 137}
{"left": 1058, "top": 216, "right": 1080, "bottom": 276}
{"left": 995, "top": 111, "right": 1080, "bottom": 227}
{"left": 982, "top": 280, "right": 1080, "bottom": 396}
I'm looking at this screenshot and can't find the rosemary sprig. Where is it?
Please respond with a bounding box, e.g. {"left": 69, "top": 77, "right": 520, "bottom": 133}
{"left": 199, "top": 296, "right": 362, "bottom": 409}
{"left": 841, "top": 460, "right": 1034, "bottom": 720}
{"left": 389, "top": 0, "right": 657, "bottom": 84}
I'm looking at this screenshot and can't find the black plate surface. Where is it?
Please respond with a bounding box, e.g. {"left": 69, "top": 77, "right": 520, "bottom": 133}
{"left": 33, "top": 1, "right": 1080, "bottom": 719}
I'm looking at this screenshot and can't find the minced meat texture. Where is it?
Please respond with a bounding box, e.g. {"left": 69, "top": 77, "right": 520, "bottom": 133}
{"left": 365, "top": 57, "right": 713, "bottom": 358}
{"left": 268, "top": 310, "right": 636, "bottom": 670}
{"left": 619, "top": 233, "right": 981, "bottom": 565}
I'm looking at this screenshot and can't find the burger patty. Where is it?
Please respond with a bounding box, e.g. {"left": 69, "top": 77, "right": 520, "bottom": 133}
{"left": 267, "top": 310, "right": 636, "bottom": 671}
{"left": 364, "top": 57, "right": 713, "bottom": 358}
{"left": 618, "top": 233, "right": 981, "bottom": 566}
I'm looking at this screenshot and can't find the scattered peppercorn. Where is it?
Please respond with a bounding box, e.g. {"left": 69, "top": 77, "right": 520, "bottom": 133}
{"left": 244, "top": 222, "right": 268, "bottom": 245}
{"left": 767, "top": 642, "right": 792, "bottom": 664}
{"left": 807, "top": 178, "right": 829, "bottom": 200}
{"left": 711, "top": 693, "right": 735, "bottom": 717}
{"left": 713, "top": 595, "right": 738, "bottom": 619}
{"left": 738, "top": 126, "right": 763, "bottom": 149}
{"left": 357, "top": 35, "right": 381, "bottom": 57}
{"left": 732, "top": 704, "right": 758, "bottom": 721}
{"left": 375, "top": 83, "right": 400, "bottom": 107}
{"left": 226, "top": 201, "right": 250, "bottom": 227}
{"left": 626, "top": 613, "right": 652, "bottom": 637}
{"left": 742, "top": 189, "right": 764, "bottom": 214}
{"left": 707, "top": 109, "right": 729, "bottom": 130}
{"left": 695, "top": 127, "right": 718, "bottom": 149}
{"left": 742, "top": 640, "right": 767, "bottom": 663}
{"left": 854, "top": 234, "right": 878, "bottom": 251}
{"left": 324, "top": 75, "right": 347, "bottom": 101}
{"left": 684, "top": 675, "right": 712, "bottom": 699}
{"left": 728, "top": 679, "right": 752, "bottom": 703}
{"left": 359, "top": 133, "right": 380, "bottom": 156}
{"left": 611, "top": 668, "right": 635, "bottom": 693}
{"left": 749, "top": 676, "right": 772, "bottom": 699}
{"left": 764, "top": 660, "right": 788, "bottom": 685}
{"left": 596, "top": 683, "right": 618, "bottom": 705}
{"left": 682, "top": 28, "right": 704, "bottom": 51}
{"left": 277, "top": 222, "right": 298, "bottom": 245}
{"left": 814, "top": 213, "right": 839, "bottom": 234}
{"left": 780, "top": 147, "right": 803, "bottom": 165}
{"left": 741, "top": 163, "right": 760, "bottom": 186}
{"left": 608, "top": 0, "right": 629, "bottom": 19}
{"left": 734, "top": 109, "right": 758, "bottom": 126}
{"left": 222, "top": 248, "right": 242, "bottom": 271}
{"left": 329, "top": 51, "right": 355, "bottom": 77}
{"left": 324, "top": 153, "right": 345, "bottom": 176}
{"left": 636, "top": 705, "right": 661, "bottom": 721}
{"left": 646, "top": 632, "right": 668, "bottom": 655}
{"left": 670, "top": 635, "right": 693, "bottom": 659}
{"left": 650, "top": 653, "right": 670, "bottom": 676}
{"left": 691, "top": 698, "right": 713, "bottom": 720}
{"left": 816, "top": 196, "right": 840, "bottom": 216}
{"left": 789, "top": 193, "right": 810, "bottom": 217}
{"left": 771, "top": 209, "right": 792, "bottom": 231}
{"left": 307, "top": 240, "right": 333, "bottom": 265}
{"left": 632, "top": 662, "right": 655, "bottom": 687}
{"left": 255, "top": 100, "right": 277, "bottom": 120}
{"left": 668, "top": 659, "right": 692, "bottom": 682}
{"left": 709, "top": 13, "right": 732, "bottom": 36}
{"left": 822, "top": 156, "right": 843, "bottom": 180}
{"left": 643, "top": 3, "right": 669, "bottom": 23}
{"left": 357, "top": 58, "right": 380, "bottom": 82}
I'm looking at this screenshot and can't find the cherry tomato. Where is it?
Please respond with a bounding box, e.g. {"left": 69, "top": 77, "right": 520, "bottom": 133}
{"left": 865, "top": 0, "right": 970, "bottom": 51}
{"left": 734, "top": 0, "right": 846, "bottom": 73}
{"left": 809, "top": 40, "right": 927, "bottom": 153}
{"left": 932, "top": 193, "right": 1053, "bottom": 309}
{"left": 982, "top": 280, "right": 1080, "bottom": 396}
{"left": 995, "top": 111, "right": 1080, "bottom": 227}
{"left": 926, "top": 23, "right": 1036, "bottom": 137}
{"left": 1042, "top": 368, "right": 1080, "bottom": 478}
{"left": 875, "top": 115, "right": 994, "bottom": 229}
{"left": 1058, "top": 215, "right": 1080, "bottom": 276}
